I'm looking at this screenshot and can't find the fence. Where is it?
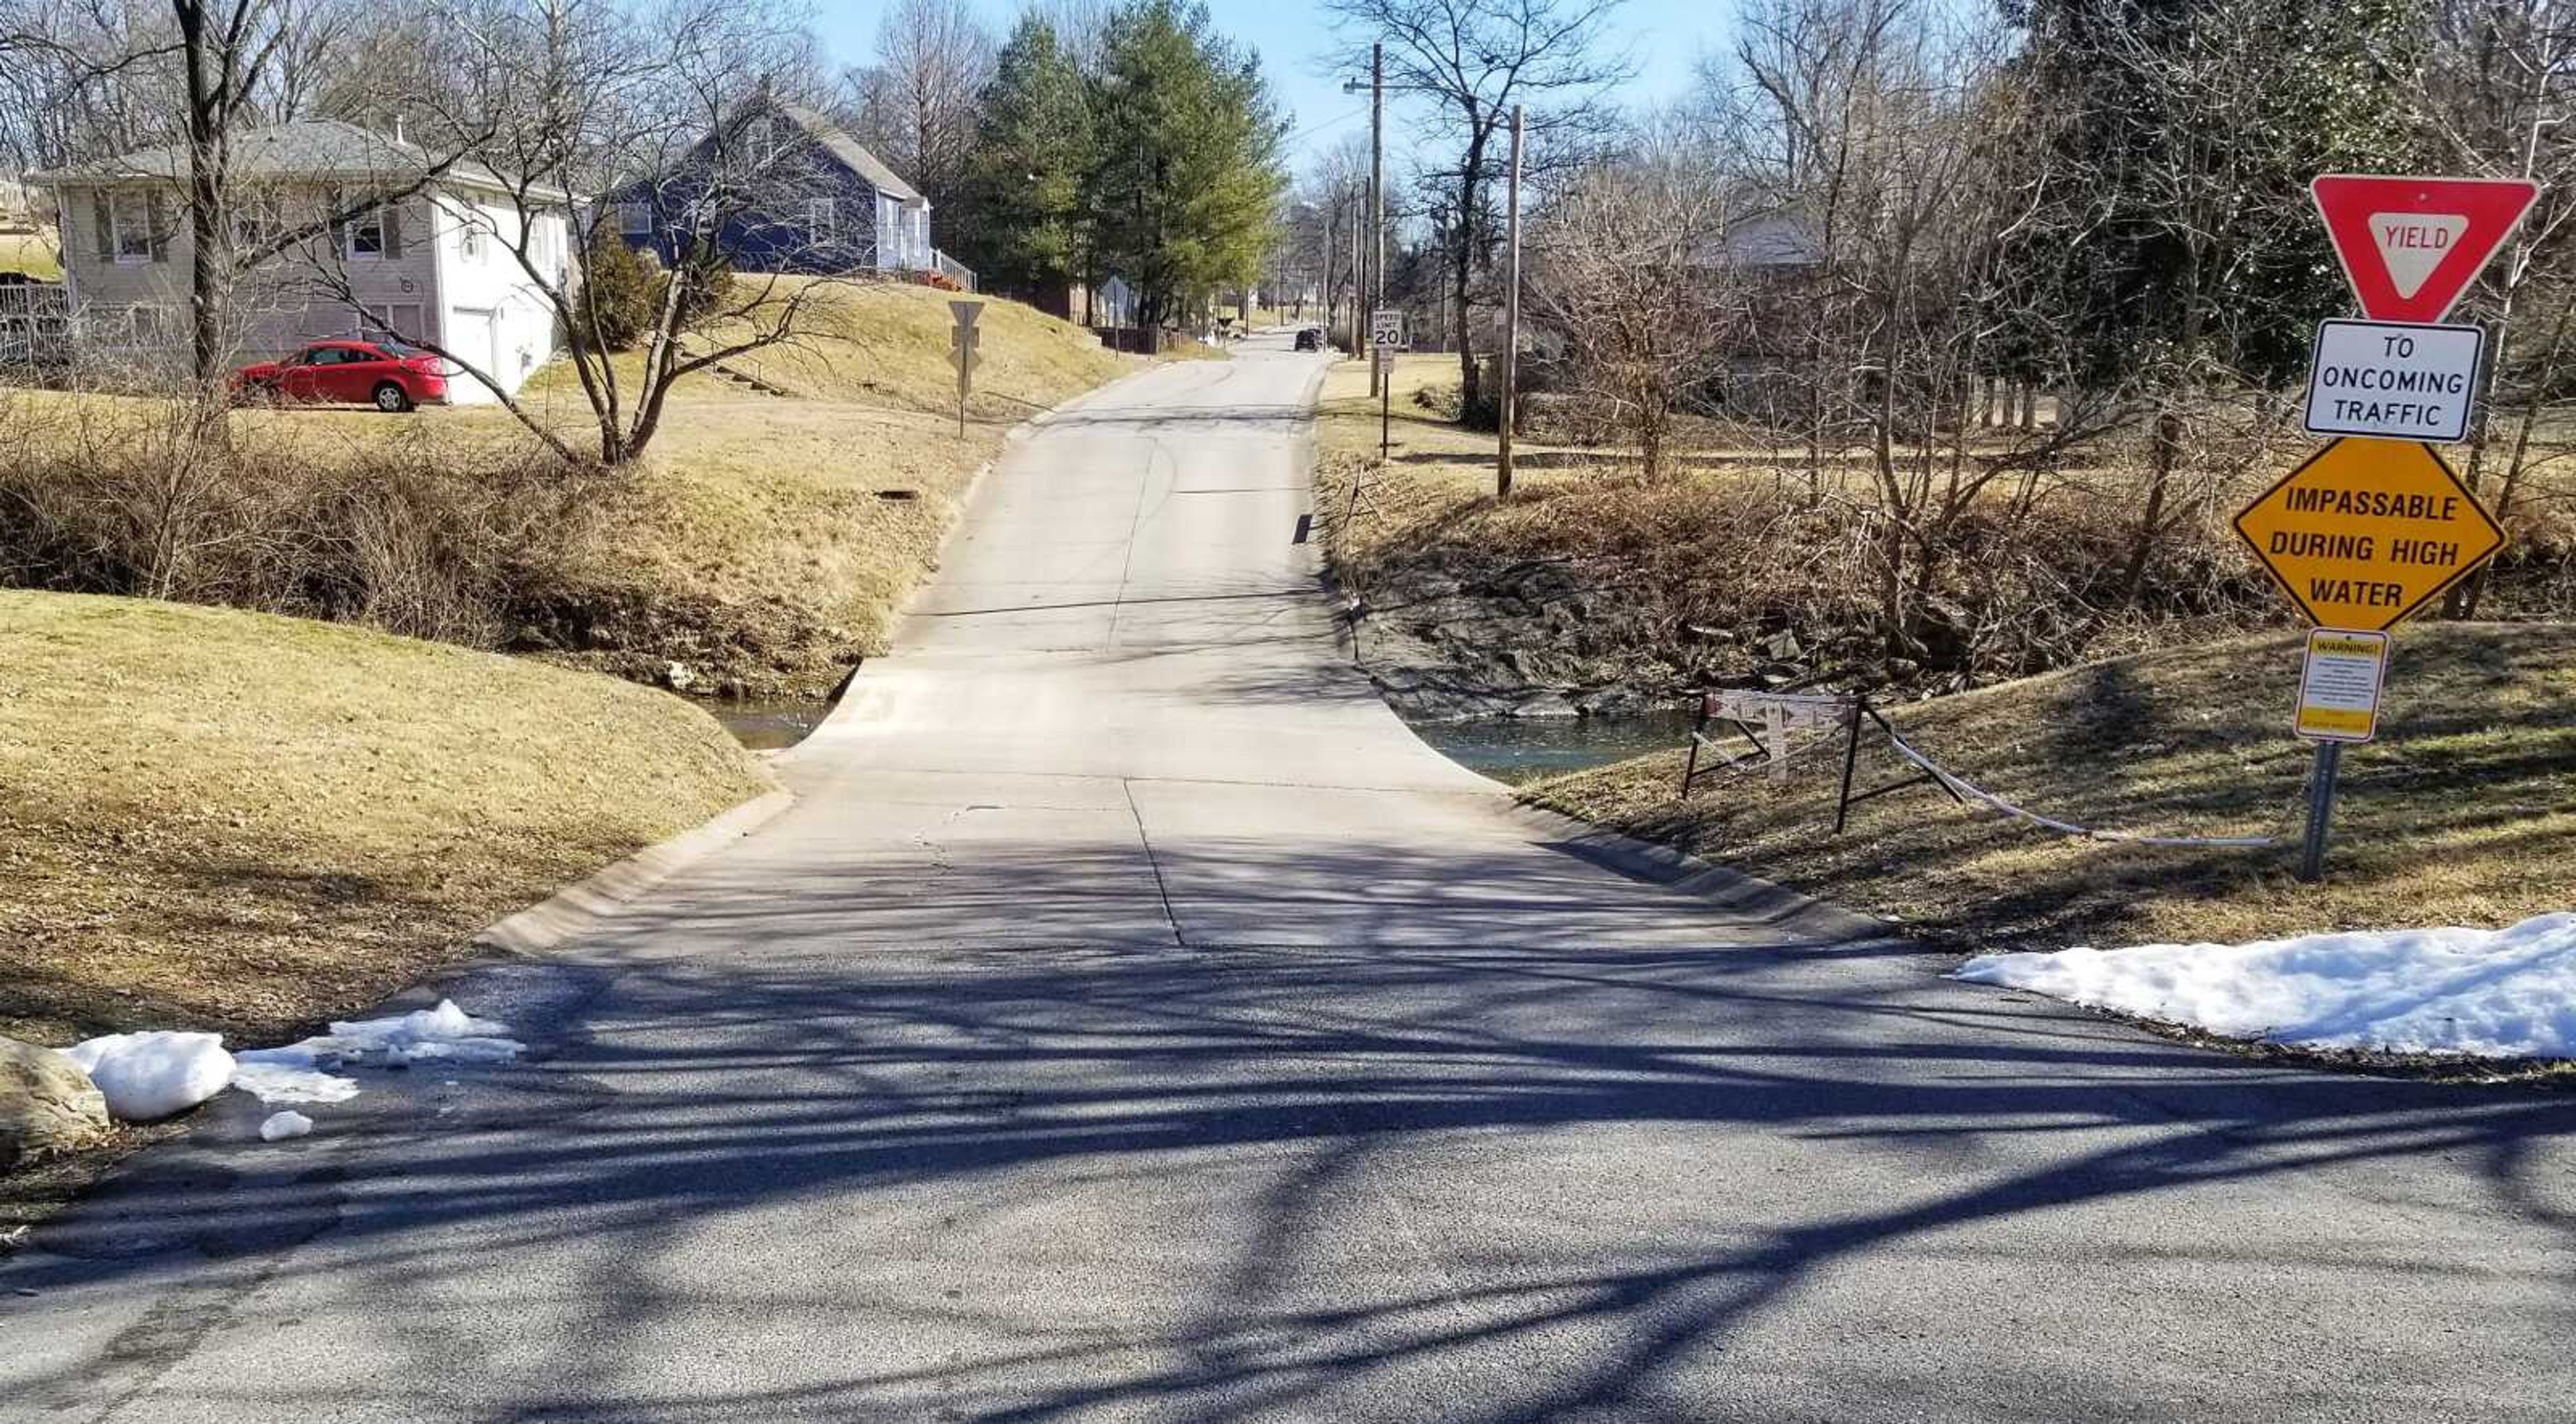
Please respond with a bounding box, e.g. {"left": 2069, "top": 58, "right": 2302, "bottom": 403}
{"left": 1679, "top": 688, "right": 1955, "bottom": 834}
{"left": 0, "top": 284, "right": 71, "bottom": 368}
{"left": 1678, "top": 684, "right": 2281, "bottom": 849}
{"left": 934, "top": 248, "right": 977, "bottom": 293}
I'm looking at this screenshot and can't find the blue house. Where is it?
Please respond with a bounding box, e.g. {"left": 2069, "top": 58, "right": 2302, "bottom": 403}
{"left": 606, "top": 99, "right": 961, "bottom": 283}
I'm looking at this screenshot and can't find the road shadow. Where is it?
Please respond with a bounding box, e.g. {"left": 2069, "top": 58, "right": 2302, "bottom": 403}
{"left": 9, "top": 833, "right": 2575, "bottom": 1419}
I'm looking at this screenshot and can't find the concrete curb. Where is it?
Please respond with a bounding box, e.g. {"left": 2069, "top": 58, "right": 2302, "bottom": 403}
{"left": 1501, "top": 801, "right": 1898, "bottom": 946}
{"left": 473, "top": 788, "right": 797, "bottom": 956}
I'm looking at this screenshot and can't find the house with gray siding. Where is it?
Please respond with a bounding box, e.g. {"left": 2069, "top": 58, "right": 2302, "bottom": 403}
{"left": 34, "top": 121, "right": 575, "bottom": 401}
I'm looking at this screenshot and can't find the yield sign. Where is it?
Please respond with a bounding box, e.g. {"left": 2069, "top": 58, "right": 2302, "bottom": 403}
{"left": 2310, "top": 174, "right": 2540, "bottom": 322}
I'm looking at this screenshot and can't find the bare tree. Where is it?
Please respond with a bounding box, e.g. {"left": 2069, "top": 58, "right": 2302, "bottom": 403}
{"left": 1322, "top": 0, "right": 1633, "bottom": 409}
{"left": 2408, "top": 0, "right": 2576, "bottom": 614}
{"left": 0, "top": 0, "right": 490, "bottom": 391}
{"left": 843, "top": 0, "right": 995, "bottom": 216}
{"left": 1527, "top": 128, "right": 1750, "bottom": 482}
{"left": 302, "top": 0, "right": 860, "bottom": 468}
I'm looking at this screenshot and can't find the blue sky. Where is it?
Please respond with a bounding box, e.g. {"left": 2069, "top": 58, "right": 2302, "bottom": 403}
{"left": 812, "top": 0, "right": 1725, "bottom": 170}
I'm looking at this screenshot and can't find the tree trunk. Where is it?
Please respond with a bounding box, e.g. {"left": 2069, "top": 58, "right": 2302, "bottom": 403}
{"left": 176, "top": 0, "right": 227, "bottom": 395}
{"left": 1454, "top": 119, "right": 1489, "bottom": 410}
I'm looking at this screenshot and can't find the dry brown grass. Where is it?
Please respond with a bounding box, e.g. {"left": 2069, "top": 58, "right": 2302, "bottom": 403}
{"left": 1316, "top": 356, "right": 2575, "bottom": 703}
{"left": 1, "top": 281, "right": 1136, "bottom": 695}
{"left": 1525, "top": 622, "right": 2576, "bottom": 956}
{"left": 0, "top": 589, "right": 773, "bottom": 1054}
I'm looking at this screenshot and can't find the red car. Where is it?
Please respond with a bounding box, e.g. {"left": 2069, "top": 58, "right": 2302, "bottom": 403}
{"left": 231, "top": 339, "right": 447, "bottom": 412}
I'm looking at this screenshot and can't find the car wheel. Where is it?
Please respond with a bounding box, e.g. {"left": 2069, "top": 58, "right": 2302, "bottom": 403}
{"left": 373, "top": 381, "right": 413, "bottom": 413}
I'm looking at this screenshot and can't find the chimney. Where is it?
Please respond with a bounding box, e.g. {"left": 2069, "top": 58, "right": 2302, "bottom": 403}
{"left": 394, "top": 113, "right": 407, "bottom": 144}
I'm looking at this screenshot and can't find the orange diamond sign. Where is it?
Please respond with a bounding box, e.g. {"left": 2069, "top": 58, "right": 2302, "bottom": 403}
{"left": 2235, "top": 437, "right": 2504, "bottom": 629}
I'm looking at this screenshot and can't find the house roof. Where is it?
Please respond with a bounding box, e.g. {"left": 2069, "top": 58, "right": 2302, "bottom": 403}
{"left": 771, "top": 104, "right": 924, "bottom": 206}
{"left": 32, "top": 120, "right": 570, "bottom": 203}
{"left": 1713, "top": 209, "right": 1823, "bottom": 268}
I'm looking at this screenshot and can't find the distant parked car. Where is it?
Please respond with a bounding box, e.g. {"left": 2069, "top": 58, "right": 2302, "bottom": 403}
{"left": 231, "top": 339, "right": 447, "bottom": 412}
{"left": 1294, "top": 327, "right": 1323, "bottom": 352}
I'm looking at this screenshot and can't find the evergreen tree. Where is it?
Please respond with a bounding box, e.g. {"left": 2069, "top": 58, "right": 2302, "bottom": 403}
{"left": 2002, "top": 0, "right": 2434, "bottom": 389}
{"left": 1088, "top": 0, "right": 1285, "bottom": 329}
{"left": 958, "top": 15, "right": 1098, "bottom": 296}
{"left": 578, "top": 220, "right": 659, "bottom": 353}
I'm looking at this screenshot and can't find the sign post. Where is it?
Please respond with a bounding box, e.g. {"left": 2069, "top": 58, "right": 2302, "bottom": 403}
{"left": 2288, "top": 627, "right": 2392, "bottom": 880}
{"left": 2238, "top": 173, "right": 2536, "bottom": 882}
{"left": 949, "top": 300, "right": 982, "bottom": 437}
{"left": 1371, "top": 309, "right": 1407, "bottom": 466}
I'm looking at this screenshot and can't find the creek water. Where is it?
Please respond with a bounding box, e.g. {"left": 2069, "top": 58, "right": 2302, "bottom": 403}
{"left": 706, "top": 690, "right": 1691, "bottom": 783}
{"left": 706, "top": 697, "right": 829, "bottom": 752}
{"left": 1400, "top": 710, "right": 1697, "bottom": 786}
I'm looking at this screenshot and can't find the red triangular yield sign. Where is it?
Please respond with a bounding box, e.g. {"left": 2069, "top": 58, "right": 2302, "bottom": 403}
{"left": 2311, "top": 174, "right": 2541, "bottom": 321}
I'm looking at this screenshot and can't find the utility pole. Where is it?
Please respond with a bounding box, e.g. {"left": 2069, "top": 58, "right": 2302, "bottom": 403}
{"left": 1367, "top": 41, "right": 1384, "bottom": 395}
{"left": 1350, "top": 195, "right": 1362, "bottom": 352}
{"left": 1498, "top": 105, "right": 1523, "bottom": 498}
{"left": 1324, "top": 201, "right": 1339, "bottom": 349}
{"left": 1344, "top": 45, "right": 1384, "bottom": 384}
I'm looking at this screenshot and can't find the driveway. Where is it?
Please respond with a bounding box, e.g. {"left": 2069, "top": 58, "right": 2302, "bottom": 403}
{"left": 4, "top": 334, "right": 2572, "bottom": 1422}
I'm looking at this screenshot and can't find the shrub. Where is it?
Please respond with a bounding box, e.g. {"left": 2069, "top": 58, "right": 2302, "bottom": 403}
{"left": 656, "top": 245, "right": 737, "bottom": 324}
{"left": 0, "top": 393, "right": 612, "bottom": 646}
{"left": 577, "top": 221, "right": 659, "bottom": 352}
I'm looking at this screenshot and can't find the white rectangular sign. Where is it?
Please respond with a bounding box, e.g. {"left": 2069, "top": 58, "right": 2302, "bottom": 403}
{"left": 1370, "top": 309, "right": 1406, "bottom": 348}
{"left": 2303, "top": 318, "right": 2483, "bottom": 443}
{"left": 2293, "top": 627, "right": 2390, "bottom": 744}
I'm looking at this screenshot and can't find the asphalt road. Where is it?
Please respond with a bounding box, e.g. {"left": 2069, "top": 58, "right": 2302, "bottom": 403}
{"left": 5, "top": 334, "right": 2573, "bottom": 1422}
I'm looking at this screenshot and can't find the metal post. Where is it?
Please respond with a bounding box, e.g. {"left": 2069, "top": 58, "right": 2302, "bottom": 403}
{"left": 2298, "top": 742, "right": 2343, "bottom": 882}
{"left": 1833, "top": 697, "right": 1864, "bottom": 835}
{"left": 1381, "top": 360, "right": 1392, "bottom": 465}
{"left": 1498, "top": 104, "right": 1523, "bottom": 499}
{"left": 1366, "top": 41, "right": 1384, "bottom": 397}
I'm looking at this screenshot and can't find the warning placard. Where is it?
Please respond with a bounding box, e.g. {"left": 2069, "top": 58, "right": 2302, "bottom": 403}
{"left": 2234, "top": 438, "right": 2505, "bottom": 629}
{"left": 2294, "top": 628, "right": 2390, "bottom": 743}
{"left": 2303, "top": 319, "right": 2484, "bottom": 443}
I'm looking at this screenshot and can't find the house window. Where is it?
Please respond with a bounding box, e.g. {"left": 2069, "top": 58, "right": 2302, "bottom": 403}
{"left": 460, "top": 205, "right": 485, "bottom": 262}
{"left": 231, "top": 191, "right": 286, "bottom": 253}
{"left": 807, "top": 197, "right": 834, "bottom": 240}
{"left": 617, "top": 202, "right": 651, "bottom": 237}
{"left": 749, "top": 117, "right": 775, "bottom": 162}
{"left": 348, "top": 205, "right": 390, "bottom": 259}
{"left": 111, "top": 193, "right": 155, "bottom": 263}
{"left": 360, "top": 303, "right": 425, "bottom": 339}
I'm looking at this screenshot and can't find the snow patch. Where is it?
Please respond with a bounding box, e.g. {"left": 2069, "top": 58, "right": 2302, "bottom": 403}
{"left": 227, "top": 1056, "right": 362, "bottom": 1105}
{"left": 258, "top": 1110, "right": 315, "bottom": 1141}
{"left": 1955, "top": 913, "right": 2576, "bottom": 1058}
{"left": 61, "top": 1031, "right": 237, "bottom": 1121}
{"left": 61, "top": 999, "right": 521, "bottom": 1123}
{"left": 284, "top": 999, "right": 526, "bottom": 1068}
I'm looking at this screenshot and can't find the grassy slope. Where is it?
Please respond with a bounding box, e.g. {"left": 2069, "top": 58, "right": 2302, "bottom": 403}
{"left": 4, "top": 282, "right": 1134, "bottom": 695}
{"left": 532, "top": 282, "right": 1132, "bottom": 692}
{"left": 1525, "top": 623, "right": 2576, "bottom": 954}
{"left": 0, "top": 590, "right": 773, "bottom": 1050}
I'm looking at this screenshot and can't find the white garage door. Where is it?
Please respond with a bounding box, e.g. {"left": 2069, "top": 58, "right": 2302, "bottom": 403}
{"left": 446, "top": 307, "right": 500, "bottom": 403}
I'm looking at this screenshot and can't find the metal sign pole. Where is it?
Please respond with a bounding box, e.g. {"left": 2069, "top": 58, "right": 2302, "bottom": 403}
{"left": 2298, "top": 742, "right": 2343, "bottom": 882}
{"left": 950, "top": 300, "right": 981, "bottom": 438}
{"left": 1381, "top": 358, "right": 1391, "bottom": 466}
